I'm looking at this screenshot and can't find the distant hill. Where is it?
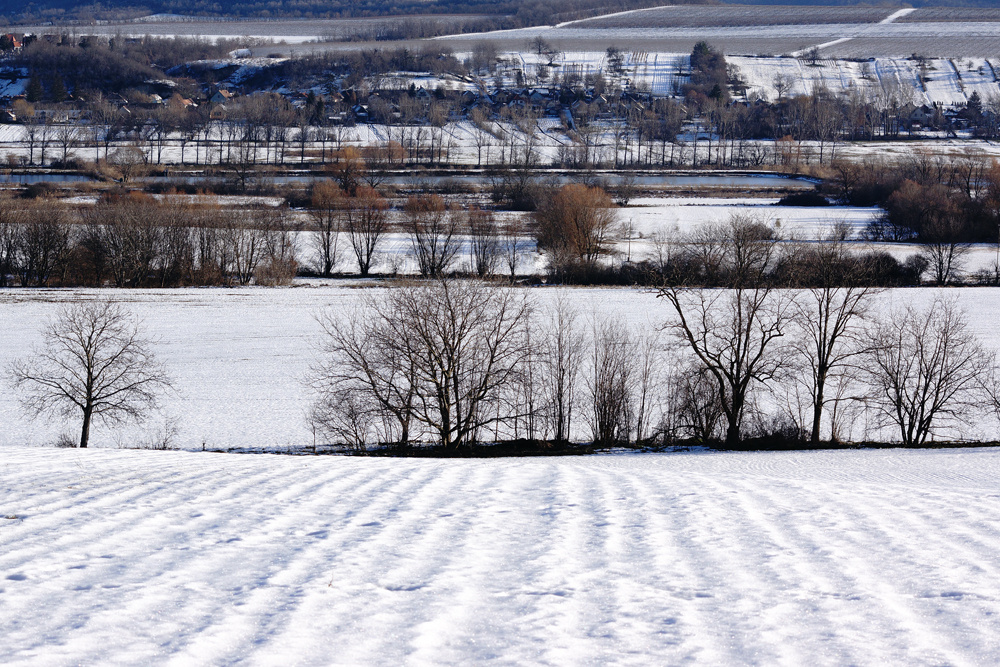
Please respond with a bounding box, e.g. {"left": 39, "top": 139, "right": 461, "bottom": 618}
{"left": 725, "top": 0, "right": 999, "bottom": 5}
{"left": 1, "top": 0, "right": 678, "bottom": 25}
{"left": 2, "top": 0, "right": 997, "bottom": 27}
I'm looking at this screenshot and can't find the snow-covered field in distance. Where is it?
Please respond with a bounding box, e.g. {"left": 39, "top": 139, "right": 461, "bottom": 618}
{"left": 14, "top": 15, "right": 484, "bottom": 44}
{"left": 2, "top": 284, "right": 1000, "bottom": 451}
{"left": 3, "top": 445, "right": 1000, "bottom": 664}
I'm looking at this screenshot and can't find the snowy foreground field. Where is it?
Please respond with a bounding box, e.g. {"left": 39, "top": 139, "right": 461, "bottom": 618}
{"left": 3, "top": 446, "right": 1000, "bottom": 665}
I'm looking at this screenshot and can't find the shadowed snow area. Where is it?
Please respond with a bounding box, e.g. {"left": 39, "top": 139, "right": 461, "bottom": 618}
{"left": 2, "top": 447, "right": 1000, "bottom": 664}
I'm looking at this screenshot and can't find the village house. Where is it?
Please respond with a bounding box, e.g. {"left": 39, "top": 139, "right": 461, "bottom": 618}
{"left": 210, "top": 89, "right": 235, "bottom": 105}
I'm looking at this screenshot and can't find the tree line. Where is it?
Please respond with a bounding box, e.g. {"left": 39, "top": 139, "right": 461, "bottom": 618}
{"left": 309, "top": 256, "right": 1000, "bottom": 453}
{"left": 0, "top": 193, "right": 298, "bottom": 287}
{"left": 5, "top": 0, "right": 673, "bottom": 29}
{"left": 11, "top": 215, "right": 999, "bottom": 452}
{"left": 0, "top": 181, "right": 970, "bottom": 288}
{"left": 17, "top": 36, "right": 1000, "bottom": 176}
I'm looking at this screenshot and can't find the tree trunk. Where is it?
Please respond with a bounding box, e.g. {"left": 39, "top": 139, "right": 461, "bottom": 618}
{"left": 80, "top": 405, "right": 93, "bottom": 448}
{"left": 810, "top": 396, "right": 823, "bottom": 443}
{"left": 725, "top": 420, "right": 740, "bottom": 447}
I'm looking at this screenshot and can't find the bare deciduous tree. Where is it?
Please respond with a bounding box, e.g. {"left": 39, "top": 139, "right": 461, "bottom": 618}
{"left": 500, "top": 216, "right": 528, "bottom": 282}
{"left": 309, "top": 180, "right": 344, "bottom": 277}
{"left": 405, "top": 195, "right": 461, "bottom": 278}
{"left": 587, "top": 318, "right": 635, "bottom": 446}
{"left": 466, "top": 207, "right": 501, "bottom": 278}
{"left": 222, "top": 206, "right": 278, "bottom": 285}
{"left": 535, "top": 184, "right": 619, "bottom": 266}
{"left": 863, "top": 298, "right": 996, "bottom": 447}
{"left": 312, "top": 280, "right": 532, "bottom": 450}
{"left": 344, "top": 186, "right": 388, "bottom": 277}
{"left": 659, "top": 214, "right": 796, "bottom": 445}
{"left": 16, "top": 199, "right": 72, "bottom": 287}
{"left": 788, "top": 228, "right": 879, "bottom": 442}
{"left": 540, "top": 295, "right": 585, "bottom": 442}
{"left": 662, "top": 362, "right": 725, "bottom": 443}
{"left": 11, "top": 300, "right": 172, "bottom": 448}
{"left": 312, "top": 303, "right": 417, "bottom": 451}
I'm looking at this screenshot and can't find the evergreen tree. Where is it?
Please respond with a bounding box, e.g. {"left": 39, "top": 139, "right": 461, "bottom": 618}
{"left": 49, "top": 77, "right": 67, "bottom": 103}
{"left": 25, "top": 76, "right": 43, "bottom": 103}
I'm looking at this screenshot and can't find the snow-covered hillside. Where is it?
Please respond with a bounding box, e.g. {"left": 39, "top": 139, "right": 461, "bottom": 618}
{"left": 502, "top": 50, "right": 1000, "bottom": 107}
{"left": 3, "top": 445, "right": 1000, "bottom": 664}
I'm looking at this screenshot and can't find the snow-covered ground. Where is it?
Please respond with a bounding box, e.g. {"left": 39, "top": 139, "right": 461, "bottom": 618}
{"left": 441, "top": 8, "right": 1000, "bottom": 59}
{"left": 3, "top": 445, "right": 1000, "bottom": 664}
{"left": 622, "top": 196, "right": 878, "bottom": 239}
{"left": 616, "top": 197, "right": 1000, "bottom": 275}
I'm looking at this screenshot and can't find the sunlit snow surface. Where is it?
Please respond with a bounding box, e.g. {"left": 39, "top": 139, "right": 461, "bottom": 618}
{"left": 2, "top": 446, "right": 1000, "bottom": 664}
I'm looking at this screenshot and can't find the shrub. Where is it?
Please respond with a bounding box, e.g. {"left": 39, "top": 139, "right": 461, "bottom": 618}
{"left": 777, "top": 191, "right": 830, "bottom": 207}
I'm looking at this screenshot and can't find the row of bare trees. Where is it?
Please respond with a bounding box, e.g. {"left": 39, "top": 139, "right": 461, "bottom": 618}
{"left": 0, "top": 194, "right": 298, "bottom": 287}
{"left": 311, "top": 217, "right": 1000, "bottom": 452}
{"left": 11, "top": 270, "right": 994, "bottom": 452}
{"left": 310, "top": 281, "right": 662, "bottom": 451}
{"left": 309, "top": 185, "right": 531, "bottom": 279}
{"left": 662, "top": 214, "right": 998, "bottom": 447}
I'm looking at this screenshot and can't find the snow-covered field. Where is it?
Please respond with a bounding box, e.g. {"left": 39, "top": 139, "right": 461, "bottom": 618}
{"left": 506, "top": 51, "right": 1000, "bottom": 106}
{"left": 4, "top": 445, "right": 1000, "bottom": 664}
{"left": 440, "top": 6, "right": 1000, "bottom": 59}
{"left": 14, "top": 15, "right": 480, "bottom": 44}
{"left": 623, "top": 196, "right": 878, "bottom": 238}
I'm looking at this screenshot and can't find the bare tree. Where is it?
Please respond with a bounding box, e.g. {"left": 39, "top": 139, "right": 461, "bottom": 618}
{"left": 659, "top": 213, "right": 796, "bottom": 445}
{"left": 256, "top": 207, "right": 298, "bottom": 286}
{"left": 222, "top": 206, "right": 279, "bottom": 285}
{"left": 11, "top": 300, "right": 172, "bottom": 448}
{"left": 920, "top": 218, "right": 971, "bottom": 286}
{"left": 16, "top": 199, "right": 72, "bottom": 287}
{"left": 862, "top": 298, "right": 996, "bottom": 447}
{"left": 404, "top": 195, "right": 461, "bottom": 278}
{"left": 788, "top": 229, "right": 879, "bottom": 442}
{"left": 772, "top": 72, "right": 795, "bottom": 102}
{"left": 309, "top": 180, "right": 344, "bottom": 277}
{"left": 312, "top": 297, "right": 419, "bottom": 450}
{"left": 0, "top": 196, "right": 25, "bottom": 287}
{"left": 587, "top": 318, "right": 634, "bottom": 446}
{"left": 108, "top": 145, "right": 149, "bottom": 183}
{"left": 84, "top": 194, "right": 165, "bottom": 288}
{"left": 54, "top": 123, "right": 80, "bottom": 164}
{"left": 540, "top": 295, "right": 585, "bottom": 442}
{"left": 466, "top": 208, "right": 501, "bottom": 278}
{"left": 312, "top": 280, "right": 531, "bottom": 450}
{"left": 662, "top": 362, "right": 725, "bottom": 443}
{"left": 632, "top": 331, "right": 662, "bottom": 443}
{"left": 500, "top": 215, "right": 529, "bottom": 281}
{"left": 535, "top": 184, "right": 619, "bottom": 266}
{"left": 344, "top": 186, "right": 389, "bottom": 277}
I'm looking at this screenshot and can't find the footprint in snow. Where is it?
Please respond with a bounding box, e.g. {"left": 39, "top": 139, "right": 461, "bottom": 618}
{"left": 6, "top": 573, "right": 28, "bottom": 581}
{"left": 384, "top": 583, "right": 426, "bottom": 592}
